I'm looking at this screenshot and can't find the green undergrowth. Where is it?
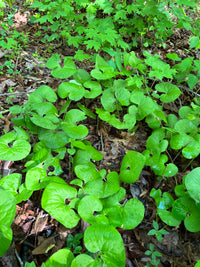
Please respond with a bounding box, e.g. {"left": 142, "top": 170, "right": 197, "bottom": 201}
{"left": 0, "top": 0, "right": 200, "bottom": 266}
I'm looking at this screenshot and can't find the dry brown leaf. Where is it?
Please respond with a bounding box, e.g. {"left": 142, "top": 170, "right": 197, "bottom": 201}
{"left": 32, "top": 236, "right": 57, "bottom": 255}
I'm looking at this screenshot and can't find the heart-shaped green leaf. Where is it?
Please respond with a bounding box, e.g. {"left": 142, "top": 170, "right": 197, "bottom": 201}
{"left": 185, "top": 168, "right": 200, "bottom": 203}
{"left": 170, "top": 134, "right": 191, "bottom": 149}
{"left": 0, "top": 173, "right": 21, "bottom": 197}
{"left": 172, "top": 195, "right": 200, "bottom": 232}
{"left": 104, "top": 198, "right": 144, "bottom": 229}
{"left": 174, "top": 119, "right": 196, "bottom": 134}
{"left": 58, "top": 81, "right": 85, "bottom": 101}
{"left": 84, "top": 81, "right": 102, "bottom": 99}
{"left": 84, "top": 171, "right": 120, "bottom": 198}
{"left": 155, "top": 82, "right": 181, "bottom": 103}
{"left": 42, "top": 182, "right": 80, "bottom": 228}
{"left": 15, "top": 183, "right": 33, "bottom": 204}
{"left": 61, "top": 109, "right": 88, "bottom": 139}
{"left": 46, "top": 53, "right": 61, "bottom": 69}
{"left": 78, "top": 195, "right": 103, "bottom": 224}
{"left": 0, "top": 187, "right": 16, "bottom": 256}
{"left": 39, "top": 129, "right": 69, "bottom": 149}
{"left": 163, "top": 163, "right": 178, "bottom": 177}
{"left": 42, "top": 248, "right": 74, "bottom": 267}
{"left": 29, "top": 102, "right": 59, "bottom": 130}
{"left": 51, "top": 57, "right": 77, "bottom": 79}
{"left": 119, "top": 151, "right": 145, "bottom": 183}
{"left": 28, "top": 85, "right": 57, "bottom": 103}
{"left": 84, "top": 224, "right": 125, "bottom": 267}
{"left": 101, "top": 188, "right": 126, "bottom": 209}
{"left": 0, "top": 130, "right": 31, "bottom": 161}
{"left": 25, "top": 168, "right": 47, "bottom": 190}
{"left": 71, "top": 254, "right": 95, "bottom": 267}
{"left": 101, "top": 88, "right": 116, "bottom": 112}
{"left": 157, "top": 209, "right": 181, "bottom": 227}
{"left": 73, "top": 69, "right": 90, "bottom": 83}
{"left": 182, "top": 137, "right": 200, "bottom": 159}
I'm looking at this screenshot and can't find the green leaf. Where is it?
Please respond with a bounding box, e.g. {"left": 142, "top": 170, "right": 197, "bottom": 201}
{"left": 0, "top": 173, "right": 21, "bottom": 197}
{"left": 77, "top": 104, "right": 96, "bottom": 119}
{"left": 84, "top": 171, "right": 120, "bottom": 198}
{"left": 15, "top": 183, "right": 33, "bottom": 204}
{"left": 73, "top": 69, "right": 90, "bottom": 83}
{"left": 58, "top": 81, "right": 85, "bottom": 101}
{"left": 121, "top": 198, "right": 144, "bottom": 229}
{"left": 51, "top": 57, "right": 77, "bottom": 79}
{"left": 157, "top": 209, "right": 181, "bottom": 227}
{"left": 78, "top": 195, "right": 103, "bottom": 224}
{"left": 24, "top": 262, "right": 36, "bottom": 267}
{"left": 96, "top": 109, "right": 127, "bottom": 129}
{"left": 91, "top": 69, "right": 115, "bottom": 80}
{"left": 189, "top": 36, "right": 200, "bottom": 49}
{"left": 119, "top": 151, "right": 145, "bottom": 183}
{"left": 185, "top": 168, "right": 200, "bottom": 203}
{"left": 25, "top": 167, "right": 48, "bottom": 190}
{"left": 166, "top": 53, "right": 181, "bottom": 61}
{"left": 104, "top": 198, "right": 144, "bottom": 229}
{"left": 39, "top": 129, "right": 69, "bottom": 149}
{"left": 101, "top": 188, "right": 126, "bottom": 209}
{"left": 170, "top": 134, "right": 191, "bottom": 149}
{"left": 163, "top": 163, "right": 178, "bottom": 177}
{"left": 172, "top": 195, "right": 200, "bottom": 232}
{"left": 0, "top": 1, "right": 6, "bottom": 8}
{"left": 42, "top": 182, "right": 80, "bottom": 228}
{"left": 61, "top": 109, "right": 88, "bottom": 139}
{"left": 144, "top": 51, "right": 177, "bottom": 79}
{"left": 84, "top": 224, "right": 125, "bottom": 267}
{"left": 9, "top": 105, "right": 23, "bottom": 115}
{"left": 91, "top": 55, "right": 116, "bottom": 80}
{"left": 71, "top": 254, "right": 94, "bottom": 267}
{"left": 74, "top": 50, "right": 90, "bottom": 61}
{"left": 153, "top": 220, "right": 159, "bottom": 230}
{"left": 73, "top": 142, "right": 103, "bottom": 163}
{"left": 148, "top": 229, "right": 157, "bottom": 236}
{"left": 115, "top": 87, "right": 130, "bottom": 106}
{"left": 0, "top": 130, "right": 31, "bottom": 161}
{"left": 101, "top": 88, "right": 116, "bottom": 112}
{"left": 74, "top": 164, "right": 100, "bottom": 183}
{"left": 46, "top": 53, "right": 61, "bottom": 69}
{"left": 29, "top": 102, "right": 59, "bottom": 130}
{"left": 182, "top": 136, "right": 200, "bottom": 159}
{"left": 0, "top": 187, "right": 16, "bottom": 256}
{"left": 174, "top": 119, "right": 196, "bottom": 134}
{"left": 187, "top": 74, "right": 198, "bottom": 89}
{"left": 146, "top": 128, "right": 168, "bottom": 154}
{"left": 84, "top": 81, "right": 102, "bottom": 99}
{"left": 150, "top": 189, "right": 173, "bottom": 210}
{"left": 28, "top": 85, "right": 57, "bottom": 103}
{"left": 155, "top": 82, "right": 181, "bottom": 103}
{"left": 42, "top": 248, "right": 74, "bottom": 267}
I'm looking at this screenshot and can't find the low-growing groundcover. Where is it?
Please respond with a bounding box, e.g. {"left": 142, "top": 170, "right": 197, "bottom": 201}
{"left": 0, "top": 0, "right": 200, "bottom": 266}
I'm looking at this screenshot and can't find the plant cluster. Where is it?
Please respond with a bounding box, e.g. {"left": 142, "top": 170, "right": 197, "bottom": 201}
{"left": 30, "top": 0, "right": 200, "bottom": 51}
{"left": 0, "top": 0, "right": 200, "bottom": 266}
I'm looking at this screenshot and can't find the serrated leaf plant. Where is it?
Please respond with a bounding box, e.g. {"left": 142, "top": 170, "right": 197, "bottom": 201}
{"left": 29, "top": 0, "right": 199, "bottom": 51}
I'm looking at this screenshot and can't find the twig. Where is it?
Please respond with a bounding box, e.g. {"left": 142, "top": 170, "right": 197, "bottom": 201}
{"left": 177, "top": 85, "right": 200, "bottom": 98}
{"left": 0, "top": 92, "right": 30, "bottom": 96}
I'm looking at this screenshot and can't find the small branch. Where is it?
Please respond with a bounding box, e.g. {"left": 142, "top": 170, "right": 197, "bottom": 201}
{"left": 0, "top": 92, "right": 30, "bottom": 96}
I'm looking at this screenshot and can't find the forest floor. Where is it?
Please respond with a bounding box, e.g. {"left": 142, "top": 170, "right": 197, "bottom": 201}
{"left": 0, "top": 2, "right": 200, "bottom": 267}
